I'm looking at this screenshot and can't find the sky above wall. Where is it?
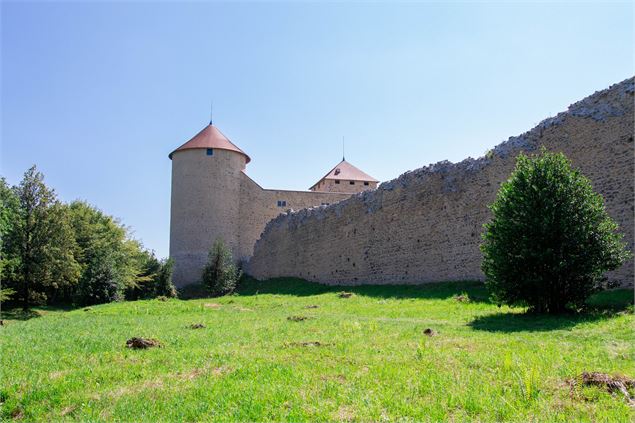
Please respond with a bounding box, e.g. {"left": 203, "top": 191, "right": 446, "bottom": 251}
{"left": 1, "top": 1, "right": 633, "bottom": 258}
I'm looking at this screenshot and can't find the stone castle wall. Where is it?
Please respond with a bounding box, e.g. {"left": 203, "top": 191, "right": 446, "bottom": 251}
{"left": 247, "top": 78, "right": 634, "bottom": 286}
{"left": 170, "top": 148, "right": 352, "bottom": 287}
{"left": 237, "top": 174, "right": 350, "bottom": 261}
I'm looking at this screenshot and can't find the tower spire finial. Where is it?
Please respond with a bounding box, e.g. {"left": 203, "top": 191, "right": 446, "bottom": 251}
{"left": 342, "top": 136, "right": 345, "bottom": 161}
{"left": 209, "top": 101, "right": 213, "bottom": 125}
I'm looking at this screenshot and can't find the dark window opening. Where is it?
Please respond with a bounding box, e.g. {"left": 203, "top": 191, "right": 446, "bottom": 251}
{"left": 364, "top": 181, "right": 369, "bottom": 186}
{"left": 335, "top": 180, "right": 340, "bottom": 184}
{"left": 350, "top": 181, "right": 355, "bottom": 185}
{"left": 206, "top": 148, "right": 214, "bottom": 156}
{"left": 277, "top": 200, "right": 287, "bottom": 207}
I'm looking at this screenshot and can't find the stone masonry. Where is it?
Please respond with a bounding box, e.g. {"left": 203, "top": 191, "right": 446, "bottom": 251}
{"left": 247, "top": 77, "right": 635, "bottom": 286}
{"left": 170, "top": 146, "right": 351, "bottom": 287}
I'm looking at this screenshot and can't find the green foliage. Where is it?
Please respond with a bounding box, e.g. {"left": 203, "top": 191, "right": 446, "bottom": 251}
{"left": 201, "top": 238, "right": 241, "bottom": 296}
{"left": 3, "top": 166, "right": 80, "bottom": 309}
{"left": 66, "top": 201, "right": 149, "bottom": 305}
{"left": 481, "top": 150, "right": 630, "bottom": 313}
{"left": 67, "top": 201, "right": 150, "bottom": 305}
{"left": 155, "top": 258, "right": 177, "bottom": 298}
{"left": 0, "top": 178, "right": 20, "bottom": 282}
{"left": 1, "top": 168, "right": 161, "bottom": 308}
{"left": 123, "top": 249, "right": 161, "bottom": 300}
{"left": 72, "top": 253, "right": 121, "bottom": 305}
{"left": 125, "top": 253, "right": 176, "bottom": 300}
{"left": 0, "top": 288, "right": 15, "bottom": 303}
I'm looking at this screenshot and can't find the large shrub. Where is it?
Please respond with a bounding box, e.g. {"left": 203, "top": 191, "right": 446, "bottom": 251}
{"left": 155, "top": 258, "right": 177, "bottom": 298}
{"left": 67, "top": 201, "right": 147, "bottom": 305}
{"left": 73, "top": 253, "right": 121, "bottom": 305}
{"left": 125, "top": 254, "right": 177, "bottom": 300}
{"left": 481, "top": 150, "right": 629, "bottom": 313}
{"left": 201, "top": 239, "right": 241, "bottom": 296}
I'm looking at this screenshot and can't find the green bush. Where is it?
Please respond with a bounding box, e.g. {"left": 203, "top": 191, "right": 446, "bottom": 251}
{"left": 481, "top": 149, "right": 630, "bottom": 313}
{"left": 73, "top": 254, "right": 121, "bottom": 305}
{"left": 155, "top": 258, "right": 177, "bottom": 298}
{"left": 0, "top": 288, "right": 15, "bottom": 303}
{"left": 201, "top": 239, "right": 241, "bottom": 296}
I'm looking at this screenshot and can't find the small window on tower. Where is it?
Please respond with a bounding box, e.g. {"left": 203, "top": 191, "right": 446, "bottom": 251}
{"left": 277, "top": 200, "right": 287, "bottom": 207}
{"left": 335, "top": 180, "right": 340, "bottom": 184}
{"left": 206, "top": 148, "right": 214, "bottom": 156}
{"left": 350, "top": 181, "right": 355, "bottom": 185}
{"left": 364, "top": 181, "right": 369, "bottom": 186}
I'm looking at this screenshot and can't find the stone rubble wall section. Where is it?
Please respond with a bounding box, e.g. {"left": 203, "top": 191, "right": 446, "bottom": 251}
{"left": 247, "top": 78, "right": 635, "bottom": 286}
{"left": 238, "top": 174, "right": 351, "bottom": 260}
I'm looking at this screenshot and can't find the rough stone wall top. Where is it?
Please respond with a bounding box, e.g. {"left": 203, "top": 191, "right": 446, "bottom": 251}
{"left": 247, "top": 77, "right": 634, "bottom": 286}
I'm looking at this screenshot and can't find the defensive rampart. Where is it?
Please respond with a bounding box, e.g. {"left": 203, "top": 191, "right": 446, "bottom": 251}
{"left": 247, "top": 78, "right": 634, "bottom": 286}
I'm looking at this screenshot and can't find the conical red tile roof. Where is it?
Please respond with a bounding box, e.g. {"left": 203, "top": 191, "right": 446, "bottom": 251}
{"left": 169, "top": 124, "right": 251, "bottom": 163}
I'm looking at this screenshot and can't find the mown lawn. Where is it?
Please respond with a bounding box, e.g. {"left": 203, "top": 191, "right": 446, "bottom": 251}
{"left": 1, "top": 279, "right": 633, "bottom": 422}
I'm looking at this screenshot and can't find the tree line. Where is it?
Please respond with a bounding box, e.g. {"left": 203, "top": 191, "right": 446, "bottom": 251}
{"left": 0, "top": 166, "right": 176, "bottom": 310}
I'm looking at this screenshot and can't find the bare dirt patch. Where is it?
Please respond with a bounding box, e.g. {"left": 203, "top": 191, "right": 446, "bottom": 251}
{"left": 188, "top": 323, "right": 205, "bottom": 329}
{"left": 204, "top": 303, "right": 221, "bottom": 309}
{"left": 332, "top": 405, "right": 355, "bottom": 422}
{"left": 338, "top": 292, "right": 354, "bottom": 298}
{"left": 287, "top": 315, "right": 309, "bottom": 322}
{"left": 177, "top": 365, "right": 231, "bottom": 381}
{"left": 569, "top": 372, "right": 635, "bottom": 405}
{"left": 125, "top": 337, "right": 161, "bottom": 349}
{"left": 235, "top": 306, "right": 253, "bottom": 312}
{"left": 49, "top": 370, "right": 69, "bottom": 380}
{"left": 110, "top": 379, "right": 164, "bottom": 399}
{"left": 454, "top": 294, "right": 470, "bottom": 303}
{"left": 321, "top": 374, "right": 347, "bottom": 384}
{"left": 11, "top": 408, "right": 24, "bottom": 420}
{"left": 284, "top": 341, "right": 332, "bottom": 348}
{"left": 60, "top": 405, "right": 77, "bottom": 417}
{"left": 423, "top": 328, "right": 437, "bottom": 336}
{"left": 304, "top": 305, "right": 319, "bottom": 309}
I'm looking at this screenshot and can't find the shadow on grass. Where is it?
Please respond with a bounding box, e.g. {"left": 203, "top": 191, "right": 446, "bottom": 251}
{"left": 0, "top": 304, "right": 76, "bottom": 322}
{"left": 0, "top": 308, "right": 43, "bottom": 321}
{"left": 469, "top": 288, "right": 633, "bottom": 332}
{"left": 236, "top": 276, "right": 491, "bottom": 303}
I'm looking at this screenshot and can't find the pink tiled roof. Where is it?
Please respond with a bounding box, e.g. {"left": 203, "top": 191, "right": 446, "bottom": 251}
{"left": 309, "top": 159, "right": 378, "bottom": 189}
{"left": 169, "top": 124, "right": 251, "bottom": 163}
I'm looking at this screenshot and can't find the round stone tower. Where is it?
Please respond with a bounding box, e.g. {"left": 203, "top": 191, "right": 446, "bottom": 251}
{"left": 169, "top": 122, "right": 250, "bottom": 287}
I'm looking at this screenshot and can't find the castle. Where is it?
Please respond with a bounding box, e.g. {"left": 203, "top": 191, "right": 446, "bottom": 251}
{"left": 169, "top": 122, "right": 378, "bottom": 287}
{"left": 171, "top": 78, "right": 634, "bottom": 288}
{"left": 247, "top": 77, "right": 634, "bottom": 286}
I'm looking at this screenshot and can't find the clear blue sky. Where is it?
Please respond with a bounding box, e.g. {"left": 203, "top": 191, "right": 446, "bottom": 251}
{"left": 1, "top": 1, "right": 632, "bottom": 258}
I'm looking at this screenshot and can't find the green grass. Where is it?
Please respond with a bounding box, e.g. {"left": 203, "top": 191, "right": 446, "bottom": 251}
{"left": 1, "top": 279, "right": 633, "bottom": 422}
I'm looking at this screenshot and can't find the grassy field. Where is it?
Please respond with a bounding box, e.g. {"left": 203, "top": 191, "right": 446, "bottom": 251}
{"left": 1, "top": 278, "right": 633, "bottom": 422}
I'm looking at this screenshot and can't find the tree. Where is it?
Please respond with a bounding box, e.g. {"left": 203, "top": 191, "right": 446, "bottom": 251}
{"left": 66, "top": 201, "right": 147, "bottom": 305}
{"left": 481, "top": 150, "right": 630, "bottom": 313}
{"left": 155, "top": 258, "right": 177, "bottom": 298}
{"left": 201, "top": 239, "right": 241, "bottom": 296}
{"left": 0, "top": 178, "right": 20, "bottom": 283}
{"left": 73, "top": 252, "right": 120, "bottom": 305}
{"left": 6, "top": 166, "right": 80, "bottom": 309}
